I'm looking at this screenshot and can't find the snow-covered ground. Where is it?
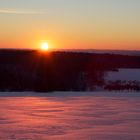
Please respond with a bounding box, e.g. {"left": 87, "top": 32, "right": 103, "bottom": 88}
{"left": 105, "top": 68, "right": 140, "bottom": 81}
{"left": 0, "top": 92, "right": 140, "bottom": 140}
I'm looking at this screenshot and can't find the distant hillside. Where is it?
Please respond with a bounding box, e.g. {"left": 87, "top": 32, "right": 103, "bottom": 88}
{"left": 54, "top": 49, "right": 140, "bottom": 56}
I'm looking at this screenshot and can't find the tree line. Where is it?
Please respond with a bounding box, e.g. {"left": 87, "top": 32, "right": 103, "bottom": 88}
{"left": 0, "top": 50, "right": 139, "bottom": 92}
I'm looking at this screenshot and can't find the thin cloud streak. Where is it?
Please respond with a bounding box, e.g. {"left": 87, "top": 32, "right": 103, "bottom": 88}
{"left": 0, "top": 8, "right": 46, "bottom": 14}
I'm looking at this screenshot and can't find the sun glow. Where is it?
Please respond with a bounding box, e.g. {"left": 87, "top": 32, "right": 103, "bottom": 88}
{"left": 40, "top": 42, "right": 49, "bottom": 51}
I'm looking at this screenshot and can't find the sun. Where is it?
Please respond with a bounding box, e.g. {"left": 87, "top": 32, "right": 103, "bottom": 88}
{"left": 40, "top": 42, "right": 49, "bottom": 51}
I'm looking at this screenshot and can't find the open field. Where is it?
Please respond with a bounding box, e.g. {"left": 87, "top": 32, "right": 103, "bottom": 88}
{"left": 0, "top": 92, "right": 140, "bottom": 140}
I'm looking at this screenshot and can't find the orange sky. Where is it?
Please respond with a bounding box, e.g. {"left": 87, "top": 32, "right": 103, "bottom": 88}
{"left": 0, "top": 0, "right": 140, "bottom": 50}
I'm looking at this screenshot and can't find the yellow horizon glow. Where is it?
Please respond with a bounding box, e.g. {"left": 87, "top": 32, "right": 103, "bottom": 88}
{"left": 40, "top": 42, "right": 49, "bottom": 51}
{"left": 0, "top": 1, "right": 140, "bottom": 51}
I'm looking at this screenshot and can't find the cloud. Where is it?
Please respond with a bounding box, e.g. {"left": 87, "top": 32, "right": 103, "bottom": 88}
{"left": 0, "top": 8, "right": 46, "bottom": 14}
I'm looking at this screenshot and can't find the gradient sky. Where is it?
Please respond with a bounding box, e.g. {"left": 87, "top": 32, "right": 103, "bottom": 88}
{"left": 0, "top": 0, "right": 140, "bottom": 50}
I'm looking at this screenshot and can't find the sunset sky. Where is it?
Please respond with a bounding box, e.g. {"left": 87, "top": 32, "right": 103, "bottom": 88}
{"left": 0, "top": 0, "right": 140, "bottom": 50}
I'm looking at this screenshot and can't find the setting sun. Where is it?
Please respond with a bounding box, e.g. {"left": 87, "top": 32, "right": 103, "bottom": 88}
{"left": 41, "top": 42, "right": 49, "bottom": 51}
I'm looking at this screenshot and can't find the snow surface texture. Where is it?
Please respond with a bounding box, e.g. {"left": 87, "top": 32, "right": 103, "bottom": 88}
{"left": 105, "top": 68, "right": 140, "bottom": 81}
{"left": 0, "top": 92, "right": 140, "bottom": 140}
